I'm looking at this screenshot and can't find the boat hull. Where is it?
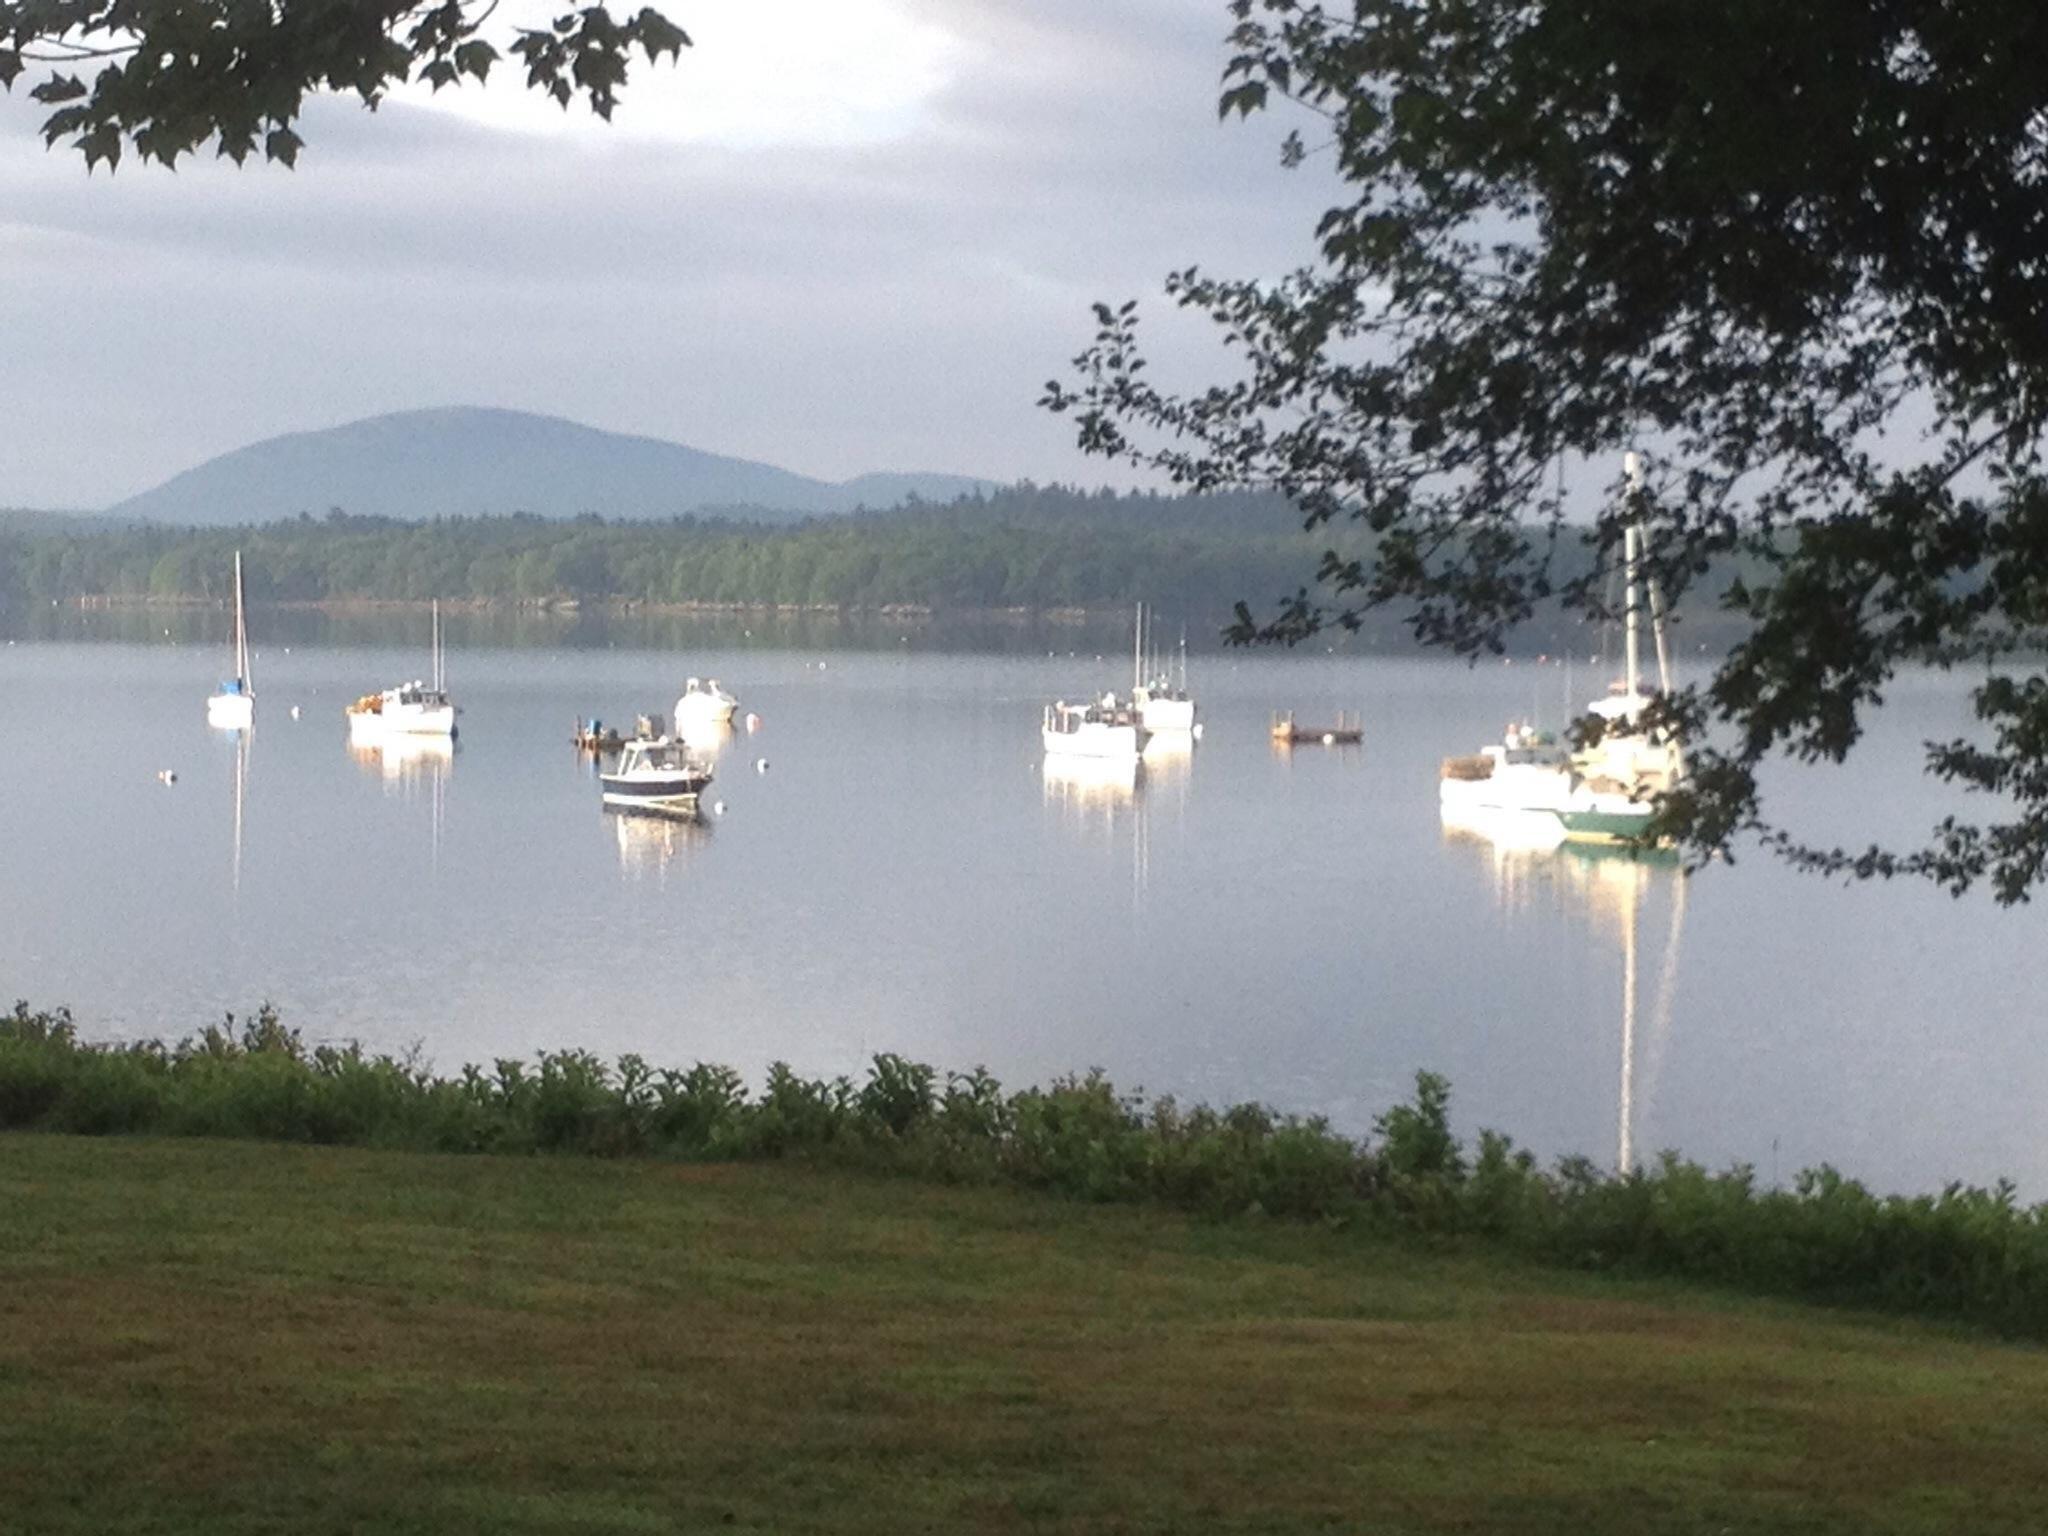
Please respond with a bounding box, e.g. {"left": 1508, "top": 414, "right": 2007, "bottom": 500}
{"left": 207, "top": 692, "right": 253, "bottom": 729}
{"left": 1555, "top": 804, "right": 1659, "bottom": 845}
{"left": 1139, "top": 697, "right": 1196, "bottom": 733}
{"left": 599, "top": 774, "right": 712, "bottom": 809}
{"left": 1043, "top": 724, "right": 1147, "bottom": 759}
{"left": 349, "top": 706, "right": 456, "bottom": 737}
{"left": 1438, "top": 767, "right": 1573, "bottom": 814}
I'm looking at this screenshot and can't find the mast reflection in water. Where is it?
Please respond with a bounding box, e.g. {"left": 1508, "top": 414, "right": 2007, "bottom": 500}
{"left": 1440, "top": 805, "right": 1687, "bottom": 1174}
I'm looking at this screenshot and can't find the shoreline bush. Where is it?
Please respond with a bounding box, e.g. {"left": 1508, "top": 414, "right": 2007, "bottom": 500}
{"left": 7, "top": 1000, "right": 2048, "bottom": 1336}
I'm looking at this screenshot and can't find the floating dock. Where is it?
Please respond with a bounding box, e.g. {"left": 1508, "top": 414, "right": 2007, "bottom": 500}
{"left": 1271, "top": 710, "right": 1363, "bottom": 746}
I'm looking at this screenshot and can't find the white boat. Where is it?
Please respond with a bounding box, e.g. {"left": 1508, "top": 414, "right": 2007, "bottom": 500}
{"left": 206, "top": 550, "right": 255, "bottom": 730}
{"left": 1129, "top": 604, "right": 1197, "bottom": 734}
{"left": 1438, "top": 453, "right": 1683, "bottom": 841}
{"left": 1556, "top": 455, "right": 1685, "bottom": 843}
{"left": 673, "top": 677, "right": 739, "bottom": 734}
{"left": 1438, "top": 723, "right": 1576, "bottom": 813}
{"left": 599, "top": 736, "right": 714, "bottom": 812}
{"left": 347, "top": 600, "right": 458, "bottom": 737}
{"left": 1043, "top": 696, "right": 1149, "bottom": 759}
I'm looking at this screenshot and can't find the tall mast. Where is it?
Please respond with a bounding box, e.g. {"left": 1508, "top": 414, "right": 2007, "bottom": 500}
{"left": 1133, "top": 601, "right": 1143, "bottom": 695}
{"left": 1622, "top": 453, "right": 1642, "bottom": 699}
{"left": 432, "top": 599, "right": 443, "bottom": 692}
{"left": 233, "top": 549, "right": 250, "bottom": 688}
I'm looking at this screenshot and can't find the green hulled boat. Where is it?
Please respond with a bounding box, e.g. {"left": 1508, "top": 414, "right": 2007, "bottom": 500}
{"left": 1555, "top": 801, "right": 1659, "bottom": 846}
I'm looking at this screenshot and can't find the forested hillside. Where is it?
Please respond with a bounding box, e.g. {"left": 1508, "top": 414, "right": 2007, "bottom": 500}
{"left": 3, "top": 485, "right": 1743, "bottom": 653}
{"left": 1, "top": 487, "right": 1333, "bottom": 620}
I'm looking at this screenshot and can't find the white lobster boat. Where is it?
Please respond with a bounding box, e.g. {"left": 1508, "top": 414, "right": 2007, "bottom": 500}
{"left": 1043, "top": 697, "right": 1149, "bottom": 759}
{"left": 348, "top": 600, "right": 458, "bottom": 737}
{"left": 1129, "top": 603, "right": 1197, "bottom": 735}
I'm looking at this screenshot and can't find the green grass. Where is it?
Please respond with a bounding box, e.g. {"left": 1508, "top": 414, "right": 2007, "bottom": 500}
{"left": 4, "top": 1135, "right": 2047, "bottom": 1534}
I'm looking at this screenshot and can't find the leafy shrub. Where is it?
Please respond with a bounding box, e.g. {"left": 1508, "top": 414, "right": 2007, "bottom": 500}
{"left": 9, "top": 1001, "right": 2048, "bottom": 1336}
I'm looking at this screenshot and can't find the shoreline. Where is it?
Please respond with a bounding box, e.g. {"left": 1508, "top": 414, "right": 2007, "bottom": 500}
{"left": 62, "top": 593, "right": 1110, "bottom": 624}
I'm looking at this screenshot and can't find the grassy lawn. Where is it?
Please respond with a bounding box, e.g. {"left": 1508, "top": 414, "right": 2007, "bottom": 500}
{"left": 3, "top": 1135, "right": 2045, "bottom": 1534}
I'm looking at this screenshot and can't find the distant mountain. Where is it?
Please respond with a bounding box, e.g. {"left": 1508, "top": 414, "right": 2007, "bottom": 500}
{"left": 104, "top": 407, "right": 995, "bottom": 526}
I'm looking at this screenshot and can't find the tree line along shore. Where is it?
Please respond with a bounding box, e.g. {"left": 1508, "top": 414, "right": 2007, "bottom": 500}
{"left": 0, "top": 486, "right": 1767, "bottom": 654}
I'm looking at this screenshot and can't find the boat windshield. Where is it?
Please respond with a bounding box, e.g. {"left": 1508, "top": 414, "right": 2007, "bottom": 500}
{"left": 623, "top": 741, "right": 691, "bottom": 771}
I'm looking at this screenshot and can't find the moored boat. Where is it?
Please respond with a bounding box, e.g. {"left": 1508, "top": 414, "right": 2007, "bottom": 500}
{"left": 1129, "top": 604, "right": 1197, "bottom": 734}
{"left": 673, "top": 677, "right": 739, "bottom": 734}
{"left": 598, "top": 736, "right": 714, "bottom": 811}
{"left": 205, "top": 550, "right": 255, "bottom": 730}
{"left": 347, "top": 600, "right": 458, "bottom": 737}
{"left": 1043, "top": 697, "right": 1149, "bottom": 759}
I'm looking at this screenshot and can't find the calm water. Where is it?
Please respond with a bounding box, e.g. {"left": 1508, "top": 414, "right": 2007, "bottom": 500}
{"left": 3, "top": 628, "right": 2043, "bottom": 1197}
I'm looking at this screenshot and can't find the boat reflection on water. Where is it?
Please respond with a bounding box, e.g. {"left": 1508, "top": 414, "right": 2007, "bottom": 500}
{"left": 224, "top": 723, "right": 251, "bottom": 896}
{"left": 1138, "top": 730, "right": 1194, "bottom": 796}
{"left": 348, "top": 732, "right": 455, "bottom": 787}
{"left": 1441, "top": 802, "right": 1687, "bottom": 1175}
{"left": 607, "top": 805, "right": 711, "bottom": 881}
{"left": 1042, "top": 752, "right": 1143, "bottom": 821}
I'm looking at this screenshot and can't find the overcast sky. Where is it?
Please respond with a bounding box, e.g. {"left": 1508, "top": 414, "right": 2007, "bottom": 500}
{"left": 0, "top": 0, "right": 1339, "bottom": 510}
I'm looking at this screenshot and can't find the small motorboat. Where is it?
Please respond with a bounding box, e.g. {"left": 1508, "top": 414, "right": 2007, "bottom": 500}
{"left": 598, "top": 736, "right": 714, "bottom": 812}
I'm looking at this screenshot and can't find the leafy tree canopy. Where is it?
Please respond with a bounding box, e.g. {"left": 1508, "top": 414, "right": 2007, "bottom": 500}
{"left": 1044, "top": 0, "right": 2048, "bottom": 902}
{"left": 0, "top": 0, "right": 688, "bottom": 169}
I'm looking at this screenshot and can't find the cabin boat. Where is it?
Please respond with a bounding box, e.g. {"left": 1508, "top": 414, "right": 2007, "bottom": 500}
{"left": 598, "top": 736, "right": 714, "bottom": 811}
{"left": 206, "top": 550, "right": 255, "bottom": 729}
{"left": 1129, "top": 603, "right": 1197, "bottom": 734}
{"left": 348, "top": 681, "right": 457, "bottom": 737}
{"left": 1043, "top": 697, "right": 1149, "bottom": 759}
{"left": 347, "top": 600, "right": 458, "bottom": 737}
{"left": 674, "top": 677, "right": 739, "bottom": 734}
{"left": 1438, "top": 724, "right": 1575, "bottom": 812}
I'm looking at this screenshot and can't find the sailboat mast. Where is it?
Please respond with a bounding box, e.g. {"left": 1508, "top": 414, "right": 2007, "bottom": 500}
{"left": 432, "top": 599, "right": 443, "bottom": 692}
{"left": 233, "top": 549, "right": 250, "bottom": 687}
{"left": 1622, "top": 453, "right": 1642, "bottom": 698}
{"left": 1133, "top": 601, "right": 1143, "bottom": 695}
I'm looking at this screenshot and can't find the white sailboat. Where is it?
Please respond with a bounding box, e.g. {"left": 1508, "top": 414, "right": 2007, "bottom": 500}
{"left": 206, "top": 550, "right": 255, "bottom": 730}
{"left": 1438, "top": 452, "right": 1683, "bottom": 841}
{"left": 1555, "top": 453, "right": 1686, "bottom": 843}
{"left": 347, "top": 599, "right": 458, "bottom": 737}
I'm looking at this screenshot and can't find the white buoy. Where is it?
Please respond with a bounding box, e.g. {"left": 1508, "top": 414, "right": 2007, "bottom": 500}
{"left": 744, "top": 712, "right": 762, "bottom": 733}
{"left": 755, "top": 758, "right": 770, "bottom": 774}
{"left": 1192, "top": 722, "right": 1205, "bottom": 741}
{"left": 712, "top": 800, "right": 727, "bottom": 816}
{"left": 290, "top": 705, "right": 301, "bottom": 720}
{"left": 158, "top": 770, "right": 177, "bottom": 785}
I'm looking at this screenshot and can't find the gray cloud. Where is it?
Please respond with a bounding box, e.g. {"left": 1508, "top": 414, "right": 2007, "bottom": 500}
{"left": 0, "top": 2, "right": 1341, "bottom": 507}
